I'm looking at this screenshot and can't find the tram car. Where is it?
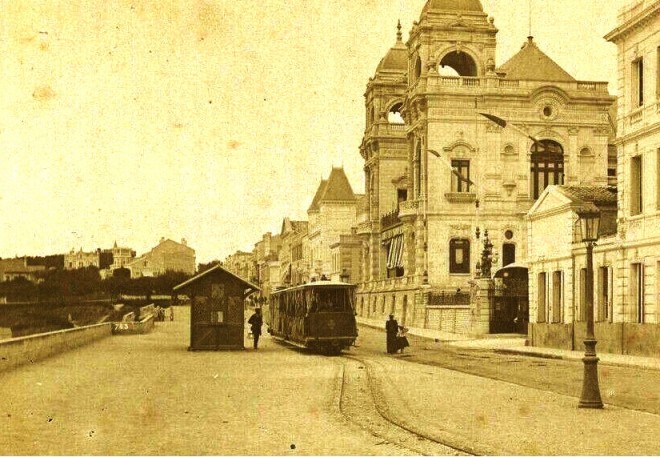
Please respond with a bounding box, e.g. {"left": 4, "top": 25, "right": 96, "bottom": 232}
{"left": 267, "top": 280, "right": 358, "bottom": 354}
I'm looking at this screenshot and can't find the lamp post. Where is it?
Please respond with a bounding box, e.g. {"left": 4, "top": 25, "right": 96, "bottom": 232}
{"left": 576, "top": 207, "right": 603, "bottom": 409}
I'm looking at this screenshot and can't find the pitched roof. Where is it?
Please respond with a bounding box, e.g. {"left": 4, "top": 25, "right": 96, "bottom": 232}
{"left": 498, "top": 37, "right": 575, "bottom": 82}
{"left": 172, "top": 264, "right": 259, "bottom": 293}
{"left": 290, "top": 220, "right": 308, "bottom": 233}
{"left": 320, "top": 167, "right": 356, "bottom": 202}
{"left": 307, "top": 179, "right": 328, "bottom": 212}
{"left": 555, "top": 186, "right": 617, "bottom": 206}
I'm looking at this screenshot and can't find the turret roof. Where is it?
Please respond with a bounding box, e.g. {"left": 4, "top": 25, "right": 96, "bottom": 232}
{"left": 376, "top": 21, "right": 408, "bottom": 73}
{"left": 308, "top": 168, "right": 356, "bottom": 212}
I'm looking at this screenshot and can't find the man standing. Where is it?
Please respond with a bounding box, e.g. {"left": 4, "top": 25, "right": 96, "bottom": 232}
{"left": 248, "top": 308, "right": 263, "bottom": 350}
{"left": 385, "top": 314, "right": 398, "bottom": 354}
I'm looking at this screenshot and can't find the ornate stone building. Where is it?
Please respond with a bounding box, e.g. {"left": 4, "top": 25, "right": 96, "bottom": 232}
{"left": 356, "top": 0, "right": 615, "bottom": 334}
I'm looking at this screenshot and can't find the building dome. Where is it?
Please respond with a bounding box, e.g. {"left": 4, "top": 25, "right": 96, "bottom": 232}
{"left": 422, "top": 0, "right": 484, "bottom": 13}
{"left": 376, "top": 42, "right": 407, "bottom": 72}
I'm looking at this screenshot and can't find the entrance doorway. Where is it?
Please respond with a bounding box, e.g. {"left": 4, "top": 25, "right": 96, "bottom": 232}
{"left": 492, "top": 264, "right": 528, "bottom": 334}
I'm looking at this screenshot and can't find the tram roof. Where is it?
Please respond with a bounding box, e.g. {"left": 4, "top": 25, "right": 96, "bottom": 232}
{"left": 272, "top": 280, "right": 356, "bottom": 294}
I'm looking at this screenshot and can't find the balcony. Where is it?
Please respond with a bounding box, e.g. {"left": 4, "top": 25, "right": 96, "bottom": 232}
{"left": 380, "top": 209, "right": 401, "bottom": 231}
{"left": 355, "top": 220, "right": 372, "bottom": 235}
{"left": 398, "top": 199, "right": 420, "bottom": 218}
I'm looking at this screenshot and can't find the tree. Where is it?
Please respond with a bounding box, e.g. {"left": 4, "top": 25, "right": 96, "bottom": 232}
{"left": 197, "top": 260, "right": 221, "bottom": 274}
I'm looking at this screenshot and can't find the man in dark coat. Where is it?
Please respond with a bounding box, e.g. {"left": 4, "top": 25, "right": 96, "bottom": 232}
{"left": 385, "top": 314, "right": 398, "bottom": 354}
{"left": 248, "top": 308, "right": 263, "bottom": 350}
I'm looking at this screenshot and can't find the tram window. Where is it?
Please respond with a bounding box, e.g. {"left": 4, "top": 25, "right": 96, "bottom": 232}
{"left": 310, "top": 289, "right": 351, "bottom": 312}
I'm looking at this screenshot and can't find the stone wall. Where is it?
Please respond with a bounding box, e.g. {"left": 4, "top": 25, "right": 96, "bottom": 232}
{"left": 529, "top": 322, "right": 660, "bottom": 357}
{"left": 0, "top": 323, "right": 112, "bottom": 372}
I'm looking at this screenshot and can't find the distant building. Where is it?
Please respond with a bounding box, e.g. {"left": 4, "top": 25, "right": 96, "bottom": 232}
{"left": 108, "top": 241, "right": 136, "bottom": 270}
{"left": 0, "top": 257, "right": 45, "bottom": 283}
{"left": 224, "top": 250, "right": 254, "bottom": 282}
{"left": 307, "top": 167, "right": 358, "bottom": 281}
{"left": 278, "top": 217, "right": 308, "bottom": 287}
{"left": 253, "top": 232, "right": 281, "bottom": 298}
{"left": 126, "top": 238, "right": 196, "bottom": 278}
{"left": 64, "top": 248, "right": 100, "bottom": 270}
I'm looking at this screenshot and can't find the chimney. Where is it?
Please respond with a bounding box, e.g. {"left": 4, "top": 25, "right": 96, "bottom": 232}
{"left": 160, "top": 237, "right": 165, "bottom": 243}
{"left": 181, "top": 238, "right": 187, "bottom": 246}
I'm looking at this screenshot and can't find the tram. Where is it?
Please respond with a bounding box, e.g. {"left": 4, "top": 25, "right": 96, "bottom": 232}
{"left": 267, "top": 280, "right": 358, "bottom": 354}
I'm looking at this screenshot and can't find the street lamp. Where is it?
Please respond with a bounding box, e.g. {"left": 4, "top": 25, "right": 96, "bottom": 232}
{"left": 576, "top": 206, "right": 603, "bottom": 409}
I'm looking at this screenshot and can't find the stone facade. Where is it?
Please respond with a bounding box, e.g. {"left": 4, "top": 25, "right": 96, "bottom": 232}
{"left": 525, "top": 0, "right": 660, "bottom": 355}
{"left": 356, "top": 0, "right": 615, "bottom": 334}
{"left": 527, "top": 186, "right": 618, "bottom": 327}
{"left": 605, "top": 0, "right": 660, "bottom": 326}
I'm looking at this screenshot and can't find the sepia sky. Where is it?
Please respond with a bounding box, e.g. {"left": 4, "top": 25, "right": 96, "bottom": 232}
{"left": 0, "top": 0, "right": 626, "bottom": 263}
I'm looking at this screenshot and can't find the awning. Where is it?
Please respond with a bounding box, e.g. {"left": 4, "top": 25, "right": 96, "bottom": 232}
{"left": 385, "top": 234, "right": 404, "bottom": 270}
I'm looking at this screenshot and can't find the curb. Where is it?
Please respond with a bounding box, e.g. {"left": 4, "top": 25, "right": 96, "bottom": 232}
{"left": 493, "top": 348, "right": 565, "bottom": 360}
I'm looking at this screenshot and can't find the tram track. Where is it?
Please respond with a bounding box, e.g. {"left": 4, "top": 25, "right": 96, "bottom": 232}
{"left": 336, "top": 352, "right": 499, "bottom": 456}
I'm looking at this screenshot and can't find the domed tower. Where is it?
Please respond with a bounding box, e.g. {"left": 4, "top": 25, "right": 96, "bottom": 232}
{"left": 357, "top": 22, "right": 409, "bottom": 283}
{"left": 402, "top": 0, "right": 498, "bottom": 289}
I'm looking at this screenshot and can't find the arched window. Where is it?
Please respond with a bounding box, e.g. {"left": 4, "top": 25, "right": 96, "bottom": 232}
{"left": 439, "top": 51, "right": 477, "bottom": 77}
{"left": 414, "top": 56, "right": 422, "bottom": 80}
{"left": 388, "top": 102, "right": 404, "bottom": 124}
{"left": 530, "top": 139, "right": 564, "bottom": 199}
{"left": 449, "top": 239, "right": 470, "bottom": 274}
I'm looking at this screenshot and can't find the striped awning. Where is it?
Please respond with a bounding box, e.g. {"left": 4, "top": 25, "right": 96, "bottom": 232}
{"left": 385, "top": 234, "right": 404, "bottom": 270}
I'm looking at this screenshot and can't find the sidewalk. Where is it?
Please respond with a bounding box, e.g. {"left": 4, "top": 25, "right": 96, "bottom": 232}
{"left": 357, "top": 317, "right": 660, "bottom": 371}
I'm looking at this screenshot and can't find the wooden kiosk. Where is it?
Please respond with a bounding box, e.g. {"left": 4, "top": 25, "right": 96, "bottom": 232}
{"left": 173, "top": 264, "right": 259, "bottom": 351}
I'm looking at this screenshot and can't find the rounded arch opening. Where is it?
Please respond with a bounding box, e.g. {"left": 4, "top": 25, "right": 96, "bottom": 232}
{"left": 530, "top": 139, "right": 564, "bottom": 199}
{"left": 387, "top": 102, "right": 404, "bottom": 124}
{"left": 439, "top": 51, "right": 477, "bottom": 77}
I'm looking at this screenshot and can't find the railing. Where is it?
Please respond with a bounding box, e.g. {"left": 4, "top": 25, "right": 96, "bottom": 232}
{"left": 439, "top": 76, "right": 481, "bottom": 87}
{"left": 498, "top": 79, "right": 520, "bottom": 88}
{"left": 428, "top": 290, "right": 470, "bottom": 307}
{"left": 380, "top": 209, "right": 401, "bottom": 230}
{"left": 425, "top": 75, "right": 608, "bottom": 93}
{"left": 387, "top": 123, "right": 406, "bottom": 131}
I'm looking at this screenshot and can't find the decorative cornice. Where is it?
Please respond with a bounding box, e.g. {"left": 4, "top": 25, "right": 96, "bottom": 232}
{"left": 605, "top": 1, "right": 660, "bottom": 42}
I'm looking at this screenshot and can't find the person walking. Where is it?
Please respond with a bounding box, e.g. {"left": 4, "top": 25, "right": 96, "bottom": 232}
{"left": 385, "top": 314, "right": 398, "bottom": 354}
{"left": 248, "top": 308, "right": 263, "bottom": 350}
